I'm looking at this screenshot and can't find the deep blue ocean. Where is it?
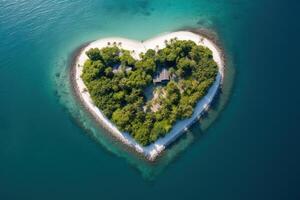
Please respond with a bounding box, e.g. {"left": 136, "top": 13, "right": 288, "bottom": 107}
{"left": 1, "top": 0, "right": 300, "bottom": 199}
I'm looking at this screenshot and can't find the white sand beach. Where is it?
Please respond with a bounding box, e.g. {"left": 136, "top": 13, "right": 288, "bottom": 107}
{"left": 73, "top": 31, "right": 224, "bottom": 161}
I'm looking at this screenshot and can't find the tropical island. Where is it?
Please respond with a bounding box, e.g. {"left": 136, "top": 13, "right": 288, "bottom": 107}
{"left": 72, "top": 31, "right": 224, "bottom": 161}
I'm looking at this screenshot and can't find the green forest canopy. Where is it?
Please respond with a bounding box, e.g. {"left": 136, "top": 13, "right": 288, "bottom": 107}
{"left": 81, "top": 39, "right": 218, "bottom": 146}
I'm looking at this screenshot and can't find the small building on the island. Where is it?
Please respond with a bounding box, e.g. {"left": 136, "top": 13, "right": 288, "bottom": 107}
{"left": 153, "top": 68, "right": 170, "bottom": 84}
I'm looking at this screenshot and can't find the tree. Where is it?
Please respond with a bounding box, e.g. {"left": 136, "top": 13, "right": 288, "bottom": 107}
{"left": 104, "top": 67, "right": 113, "bottom": 78}
{"left": 150, "top": 120, "right": 171, "bottom": 142}
{"left": 112, "top": 107, "right": 133, "bottom": 131}
{"left": 81, "top": 60, "right": 106, "bottom": 82}
{"left": 135, "top": 58, "right": 156, "bottom": 75}
{"left": 113, "top": 91, "right": 126, "bottom": 105}
{"left": 166, "top": 81, "right": 180, "bottom": 105}
{"left": 144, "top": 49, "right": 156, "bottom": 58}
{"left": 127, "top": 70, "right": 152, "bottom": 89}
{"left": 177, "top": 95, "right": 194, "bottom": 118}
{"left": 134, "top": 125, "right": 150, "bottom": 146}
{"left": 120, "top": 50, "right": 136, "bottom": 66}
{"left": 100, "top": 46, "right": 120, "bottom": 66}
{"left": 86, "top": 48, "right": 102, "bottom": 61}
{"left": 189, "top": 45, "right": 204, "bottom": 62}
{"left": 176, "top": 58, "right": 196, "bottom": 77}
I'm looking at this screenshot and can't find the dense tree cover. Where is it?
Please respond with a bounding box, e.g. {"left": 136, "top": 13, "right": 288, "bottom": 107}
{"left": 81, "top": 39, "right": 218, "bottom": 146}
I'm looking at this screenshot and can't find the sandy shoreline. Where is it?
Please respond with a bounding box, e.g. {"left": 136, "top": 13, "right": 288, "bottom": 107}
{"left": 70, "top": 30, "right": 225, "bottom": 161}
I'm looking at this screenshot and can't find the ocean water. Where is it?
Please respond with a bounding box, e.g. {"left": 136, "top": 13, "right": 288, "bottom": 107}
{"left": 1, "top": 0, "right": 300, "bottom": 199}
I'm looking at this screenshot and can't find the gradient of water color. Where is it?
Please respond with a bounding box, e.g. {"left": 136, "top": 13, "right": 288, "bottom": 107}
{"left": 1, "top": 0, "right": 300, "bottom": 199}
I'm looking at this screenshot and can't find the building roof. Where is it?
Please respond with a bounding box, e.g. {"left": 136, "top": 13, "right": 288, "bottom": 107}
{"left": 153, "top": 68, "right": 170, "bottom": 83}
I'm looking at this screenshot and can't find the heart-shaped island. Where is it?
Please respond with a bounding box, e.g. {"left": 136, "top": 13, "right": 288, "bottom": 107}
{"left": 73, "top": 31, "right": 224, "bottom": 161}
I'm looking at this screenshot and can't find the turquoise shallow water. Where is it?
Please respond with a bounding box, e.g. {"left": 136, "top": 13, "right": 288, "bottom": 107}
{"left": 1, "top": 0, "right": 300, "bottom": 199}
